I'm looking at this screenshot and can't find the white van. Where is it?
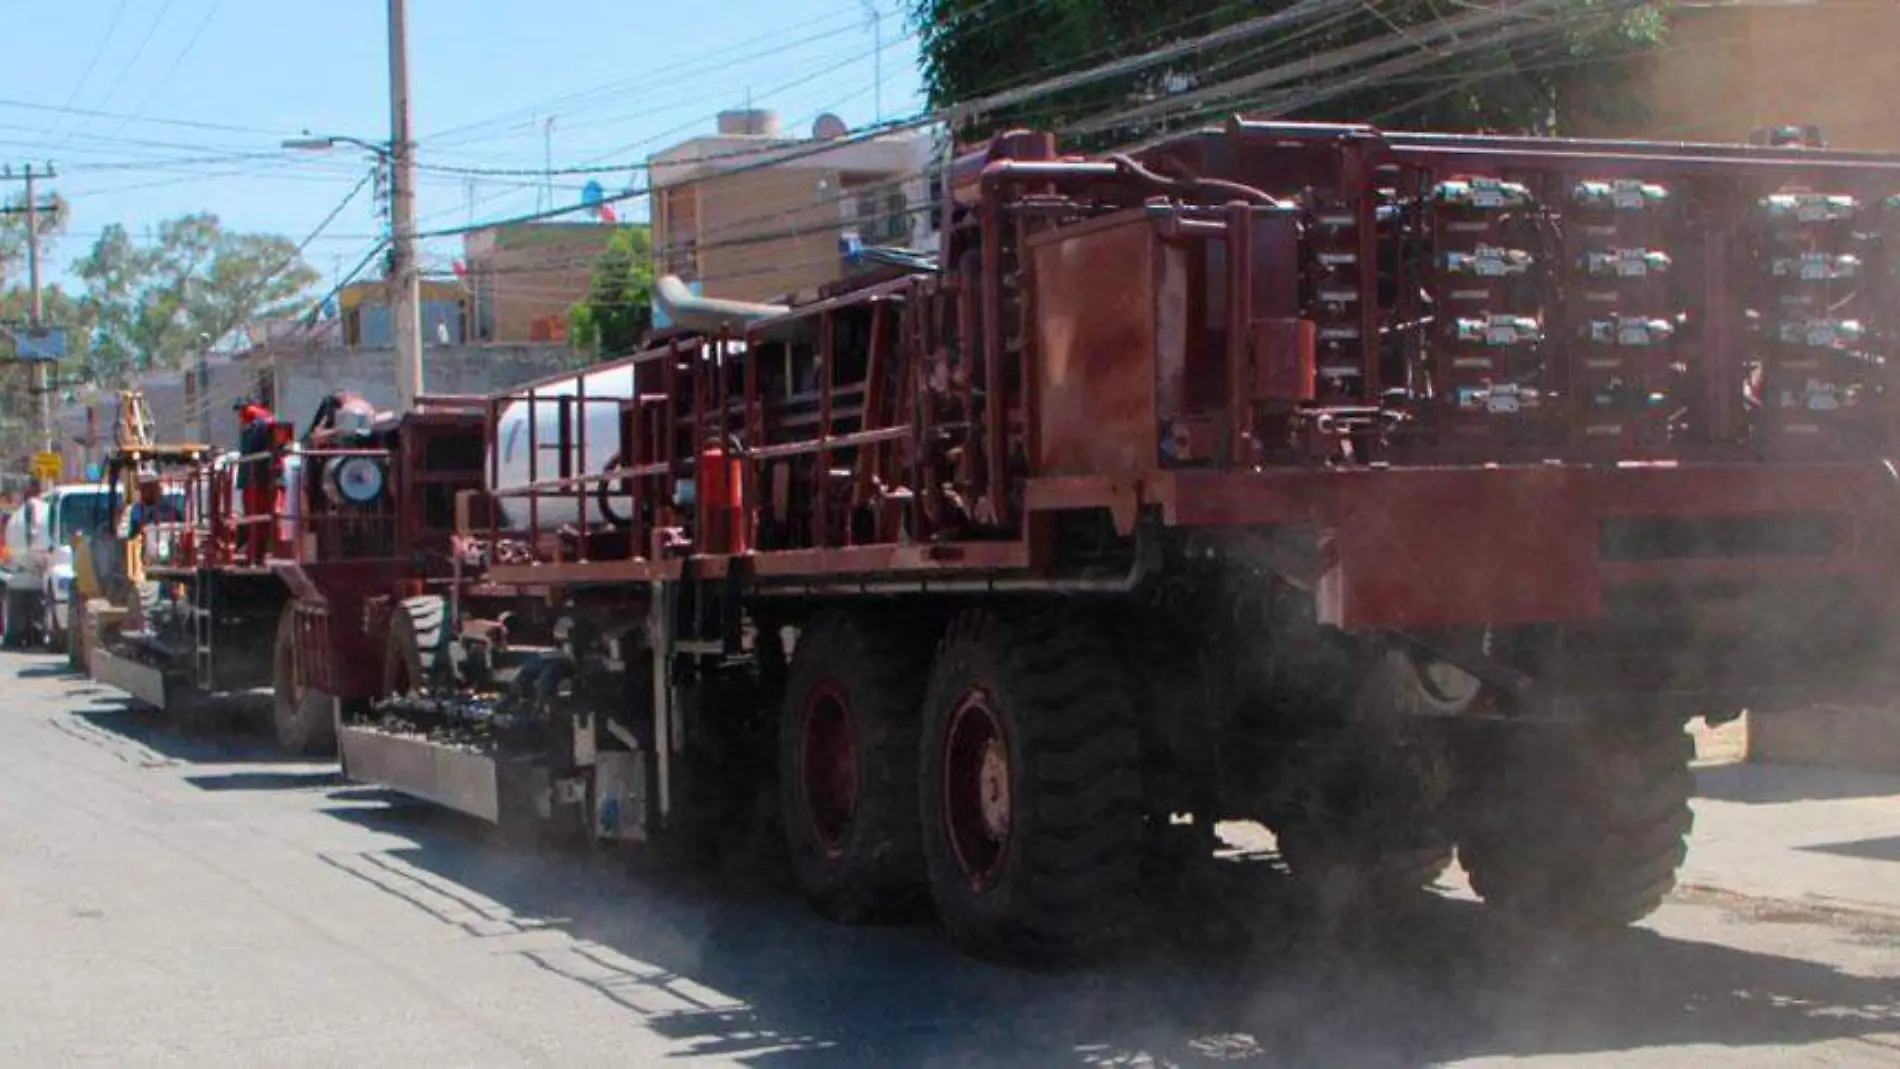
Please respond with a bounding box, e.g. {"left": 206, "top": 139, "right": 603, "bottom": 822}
{"left": 1, "top": 484, "right": 113, "bottom": 648}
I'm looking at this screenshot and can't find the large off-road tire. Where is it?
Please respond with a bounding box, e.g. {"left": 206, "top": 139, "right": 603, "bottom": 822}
{"left": 778, "top": 609, "right": 931, "bottom": 924}
{"left": 0, "top": 590, "right": 16, "bottom": 649}
{"left": 918, "top": 605, "right": 1145, "bottom": 964}
{"left": 1272, "top": 646, "right": 1463, "bottom": 909}
{"left": 2, "top": 589, "right": 33, "bottom": 649}
{"left": 272, "top": 604, "right": 337, "bottom": 755}
{"left": 1458, "top": 715, "right": 1695, "bottom": 932}
{"left": 384, "top": 596, "right": 446, "bottom": 695}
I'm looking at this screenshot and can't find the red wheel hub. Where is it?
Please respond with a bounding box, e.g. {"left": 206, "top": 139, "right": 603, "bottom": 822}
{"left": 943, "top": 688, "right": 1010, "bottom": 889}
{"left": 799, "top": 683, "right": 858, "bottom": 858}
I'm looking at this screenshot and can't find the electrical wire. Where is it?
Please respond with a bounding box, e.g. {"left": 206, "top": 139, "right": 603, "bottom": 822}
{"left": 99, "top": 0, "right": 225, "bottom": 144}
{"left": 422, "top": 8, "right": 876, "bottom": 148}
{"left": 41, "top": 1, "right": 130, "bottom": 144}
{"left": 64, "top": 0, "right": 180, "bottom": 144}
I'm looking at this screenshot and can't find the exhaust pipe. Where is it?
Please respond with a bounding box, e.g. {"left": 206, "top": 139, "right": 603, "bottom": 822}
{"left": 654, "top": 274, "right": 789, "bottom": 333}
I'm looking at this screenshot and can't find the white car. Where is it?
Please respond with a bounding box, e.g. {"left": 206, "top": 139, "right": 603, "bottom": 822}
{"left": 1, "top": 484, "right": 113, "bottom": 649}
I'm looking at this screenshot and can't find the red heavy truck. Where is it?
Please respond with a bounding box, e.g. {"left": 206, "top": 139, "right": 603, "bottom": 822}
{"left": 267, "top": 119, "right": 1900, "bottom": 964}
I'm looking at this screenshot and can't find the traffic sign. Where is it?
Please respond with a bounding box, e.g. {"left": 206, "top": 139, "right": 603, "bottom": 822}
{"left": 15, "top": 326, "right": 66, "bottom": 362}
{"left": 30, "top": 451, "right": 61, "bottom": 485}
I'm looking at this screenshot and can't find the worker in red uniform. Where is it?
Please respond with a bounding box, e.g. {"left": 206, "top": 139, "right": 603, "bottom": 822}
{"left": 233, "top": 398, "right": 277, "bottom": 561}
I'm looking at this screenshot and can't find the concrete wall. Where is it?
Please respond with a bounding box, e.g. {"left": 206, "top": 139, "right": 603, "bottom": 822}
{"left": 264, "top": 343, "right": 583, "bottom": 434}
{"left": 1750, "top": 707, "right": 1900, "bottom": 775}
{"left": 55, "top": 343, "right": 583, "bottom": 477}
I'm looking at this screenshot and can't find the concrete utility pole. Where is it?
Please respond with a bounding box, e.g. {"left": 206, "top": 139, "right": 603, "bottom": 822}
{"left": 2, "top": 164, "right": 57, "bottom": 455}
{"left": 387, "top": 0, "right": 424, "bottom": 412}
{"left": 24, "top": 165, "right": 49, "bottom": 454}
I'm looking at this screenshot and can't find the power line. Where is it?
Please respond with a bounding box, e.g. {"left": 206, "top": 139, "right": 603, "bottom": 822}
{"left": 0, "top": 95, "right": 285, "bottom": 138}
{"left": 42, "top": 1, "right": 130, "bottom": 145}
{"left": 99, "top": 0, "right": 225, "bottom": 144}
{"left": 65, "top": 0, "right": 180, "bottom": 145}
{"left": 422, "top": 8, "right": 874, "bottom": 148}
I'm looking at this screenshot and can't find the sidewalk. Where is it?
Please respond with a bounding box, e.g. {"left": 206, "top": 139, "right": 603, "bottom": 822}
{"left": 1685, "top": 719, "right": 1900, "bottom": 917}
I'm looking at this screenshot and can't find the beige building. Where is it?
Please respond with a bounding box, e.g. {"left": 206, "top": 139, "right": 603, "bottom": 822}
{"left": 649, "top": 109, "right": 940, "bottom": 312}
{"left": 462, "top": 221, "right": 624, "bottom": 343}
{"left": 1639, "top": 1, "right": 1900, "bottom": 149}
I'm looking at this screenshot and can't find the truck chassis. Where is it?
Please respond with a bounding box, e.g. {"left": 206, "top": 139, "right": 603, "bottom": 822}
{"left": 264, "top": 120, "right": 1900, "bottom": 963}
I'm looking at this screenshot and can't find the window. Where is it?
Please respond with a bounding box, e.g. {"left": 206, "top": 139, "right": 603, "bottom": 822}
{"left": 884, "top": 192, "right": 909, "bottom": 242}
{"left": 54, "top": 492, "right": 112, "bottom": 543}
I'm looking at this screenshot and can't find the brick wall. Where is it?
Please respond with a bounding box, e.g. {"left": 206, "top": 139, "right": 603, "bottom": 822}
{"left": 466, "top": 227, "right": 618, "bottom": 343}
{"left": 694, "top": 165, "right": 843, "bottom": 301}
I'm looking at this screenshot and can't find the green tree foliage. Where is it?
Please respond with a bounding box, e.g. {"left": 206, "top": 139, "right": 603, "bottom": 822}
{"left": 568, "top": 226, "right": 655, "bottom": 358}
{"left": 911, "top": 0, "right": 1670, "bottom": 146}
{"left": 71, "top": 213, "right": 320, "bottom": 384}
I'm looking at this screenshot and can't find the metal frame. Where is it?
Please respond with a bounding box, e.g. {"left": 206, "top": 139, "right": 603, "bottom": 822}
{"left": 431, "top": 121, "right": 1897, "bottom": 649}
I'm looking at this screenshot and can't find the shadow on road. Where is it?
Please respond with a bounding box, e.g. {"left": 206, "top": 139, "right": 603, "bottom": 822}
{"left": 1696, "top": 762, "right": 1900, "bottom": 805}
{"left": 67, "top": 698, "right": 302, "bottom": 766}
{"left": 316, "top": 801, "right": 1900, "bottom": 1068}
{"left": 185, "top": 770, "right": 347, "bottom": 792}
{"left": 1801, "top": 835, "right": 1900, "bottom": 865}
{"left": 18, "top": 663, "right": 77, "bottom": 680}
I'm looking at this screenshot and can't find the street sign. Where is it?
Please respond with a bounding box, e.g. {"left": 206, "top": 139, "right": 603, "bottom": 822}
{"left": 14, "top": 326, "right": 67, "bottom": 361}
{"left": 30, "top": 451, "right": 61, "bottom": 485}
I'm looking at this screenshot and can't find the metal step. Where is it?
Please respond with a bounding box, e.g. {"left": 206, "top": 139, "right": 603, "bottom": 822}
{"left": 338, "top": 724, "right": 549, "bottom": 825}
{"left": 90, "top": 644, "right": 189, "bottom": 710}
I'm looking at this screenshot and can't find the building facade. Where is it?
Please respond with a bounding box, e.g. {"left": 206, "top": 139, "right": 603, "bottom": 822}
{"left": 648, "top": 109, "right": 941, "bottom": 310}
{"left": 461, "top": 221, "right": 625, "bottom": 343}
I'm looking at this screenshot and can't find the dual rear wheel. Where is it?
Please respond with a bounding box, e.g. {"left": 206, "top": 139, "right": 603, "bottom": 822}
{"left": 779, "top": 605, "right": 1697, "bottom": 961}
{"left": 780, "top": 605, "right": 1143, "bottom": 964}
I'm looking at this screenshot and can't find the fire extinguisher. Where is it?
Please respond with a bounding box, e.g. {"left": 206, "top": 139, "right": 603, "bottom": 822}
{"left": 695, "top": 438, "right": 747, "bottom": 555}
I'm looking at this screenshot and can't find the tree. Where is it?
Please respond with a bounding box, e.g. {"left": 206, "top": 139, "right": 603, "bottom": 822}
{"left": 911, "top": 0, "right": 1671, "bottom": 146}
{"left": 71, "top": 213, "right": 320, "bottom": 384}
{"left": 568, "top": 226, "right": 655, "bottom": 359}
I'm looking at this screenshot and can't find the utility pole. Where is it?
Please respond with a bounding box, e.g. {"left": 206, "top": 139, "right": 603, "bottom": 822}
{"left": 387, "top": 0, "right": 424, "bottom": 412}
{"left": 2, "top": 163, "right": 57, "bottom": 457}
{"left": 863, "top": 1, "right": 883, "bottom": 122}
{"left": 24, "top": 165, "right": 49, "bottom": 454}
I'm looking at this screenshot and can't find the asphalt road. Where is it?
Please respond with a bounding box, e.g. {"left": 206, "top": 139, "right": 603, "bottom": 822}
{"left": 2, "top": 649, "right": 1897, "bottom": 1068}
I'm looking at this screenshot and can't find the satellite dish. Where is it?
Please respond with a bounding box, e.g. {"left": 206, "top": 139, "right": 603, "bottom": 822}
{"left": 812, "top": 113, "right": 848, "bottom": 140}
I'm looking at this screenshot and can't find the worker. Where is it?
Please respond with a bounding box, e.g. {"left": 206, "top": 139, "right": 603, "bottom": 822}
{"left": 304, "top": 389, "right": 378, "bottom": 445}
{"left": 232, "top": 398, "right": 278, "bottom": 561}
{"left": 123, "top": 468, "right": 181, "bottom": 541}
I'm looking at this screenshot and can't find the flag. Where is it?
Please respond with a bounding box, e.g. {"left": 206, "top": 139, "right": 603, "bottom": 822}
{"left": 597, "top": 202, "right": 617, "bottom": 224}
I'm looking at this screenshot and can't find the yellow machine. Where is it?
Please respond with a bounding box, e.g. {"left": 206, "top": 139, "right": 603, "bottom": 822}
{"left": 66, "top": 392, "right": 208, "bottom": 673}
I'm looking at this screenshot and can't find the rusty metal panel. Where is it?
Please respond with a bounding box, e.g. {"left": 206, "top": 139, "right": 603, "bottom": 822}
{"left": 1315, "top": 466, "right": 1599, "bottom": 629}
{"left": 1252, "top": 318, "right": 1316, "bottom": 403}
{"left": 1032, "top": 212, "right": 1160, "bottom": 478}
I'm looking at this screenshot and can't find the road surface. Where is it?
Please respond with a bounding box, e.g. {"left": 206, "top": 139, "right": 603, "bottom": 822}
{"left": 1, "top": 649, "right": 1897, "bottom": 1068}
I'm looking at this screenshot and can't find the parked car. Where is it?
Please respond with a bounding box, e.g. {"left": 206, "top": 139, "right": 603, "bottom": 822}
{"left": 2, "top": 485, "right": 114, "bottom": 649}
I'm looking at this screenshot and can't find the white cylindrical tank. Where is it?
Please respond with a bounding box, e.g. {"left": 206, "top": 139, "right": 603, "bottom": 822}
{"left": 489, "top": 361, "right": 637, "bottom": 531}
{"left": 485, "top": 349, "right": 762, "bottom": 533}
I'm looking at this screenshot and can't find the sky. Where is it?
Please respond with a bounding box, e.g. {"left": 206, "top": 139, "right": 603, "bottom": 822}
{"left": 0, "top": 0, "right": 926, "bottom": 294}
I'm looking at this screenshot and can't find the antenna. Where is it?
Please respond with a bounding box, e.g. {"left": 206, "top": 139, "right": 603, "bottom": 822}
{"left": 862, "top": 0, "right": 882, "bottom": 122}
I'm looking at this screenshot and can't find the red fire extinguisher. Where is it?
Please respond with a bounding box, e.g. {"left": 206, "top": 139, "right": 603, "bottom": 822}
{"left": 696, "top": 439, "right": 747, "bottom": 555}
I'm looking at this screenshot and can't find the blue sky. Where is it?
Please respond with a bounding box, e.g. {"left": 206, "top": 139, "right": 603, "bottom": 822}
{"left": 0, "top": 0, "right": 925, "bottom": 293}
